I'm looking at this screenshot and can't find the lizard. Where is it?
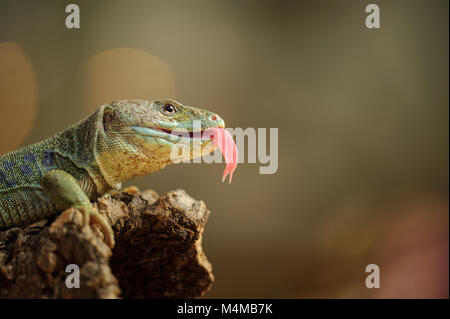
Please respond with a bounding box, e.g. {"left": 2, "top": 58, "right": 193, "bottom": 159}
{"left": 0, "top": 99, "right": 226, "bottom": 247}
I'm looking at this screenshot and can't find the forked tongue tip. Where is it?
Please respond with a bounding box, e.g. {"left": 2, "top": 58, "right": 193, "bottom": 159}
{"left": 209, "top": 127, "right": 238, "bottom": 184}
{"left": 228, "top": 170, "right": 234, "bottom": 184}
{"left": 222, "top": 169, "right": 228, "bottom": 183}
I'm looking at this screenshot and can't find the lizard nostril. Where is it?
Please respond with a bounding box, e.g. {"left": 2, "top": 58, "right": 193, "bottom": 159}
{"left": 211, "top": 115, "right": 217, "bottom": 121}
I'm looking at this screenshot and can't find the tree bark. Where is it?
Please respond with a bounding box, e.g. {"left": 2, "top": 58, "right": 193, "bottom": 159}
{"left": 0, "top": 188, "right": 214, "bottom": 298}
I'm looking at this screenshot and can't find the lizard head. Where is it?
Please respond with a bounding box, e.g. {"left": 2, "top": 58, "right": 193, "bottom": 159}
{"left": 96, "top": 98, "right": 225, "bottom": 184}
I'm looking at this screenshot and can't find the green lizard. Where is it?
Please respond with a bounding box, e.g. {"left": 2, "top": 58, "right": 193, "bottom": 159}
{"left": 0, "top": 99, "right": 225, "bottom": 247}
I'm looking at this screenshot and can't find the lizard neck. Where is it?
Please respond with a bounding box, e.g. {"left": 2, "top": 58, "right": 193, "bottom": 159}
{"left": 52, "top": 107, "right": 119, "bottom": 195}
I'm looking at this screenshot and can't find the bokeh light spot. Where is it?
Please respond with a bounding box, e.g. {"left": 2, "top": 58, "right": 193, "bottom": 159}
{"left": 0, "top": 42, "right": 38, "bottom": 154}
{"left": 82, "top": 48, "right": 176, "bottom": 111}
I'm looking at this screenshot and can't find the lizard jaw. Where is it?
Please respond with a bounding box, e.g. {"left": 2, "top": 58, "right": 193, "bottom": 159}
{"left": 127, "top": 125, "right": 219, "bottom": 163}
{"left": 129, "top": 126, "right": 219, "bottom": 143}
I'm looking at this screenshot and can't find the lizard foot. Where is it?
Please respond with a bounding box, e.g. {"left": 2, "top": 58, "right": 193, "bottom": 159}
{"left": 74, "top": 204, "right": 115, "bottom": 248}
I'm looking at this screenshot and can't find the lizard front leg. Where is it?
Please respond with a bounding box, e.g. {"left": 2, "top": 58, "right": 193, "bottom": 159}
{"left": 41, "top": 170, "right": 115, "bottom": 248}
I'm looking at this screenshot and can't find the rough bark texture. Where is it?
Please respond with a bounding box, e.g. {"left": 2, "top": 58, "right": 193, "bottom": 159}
{"left": 0, "top": 188, "right": 214, "bottom": 298}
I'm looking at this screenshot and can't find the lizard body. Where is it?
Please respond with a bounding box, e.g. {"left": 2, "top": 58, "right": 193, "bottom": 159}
{"left": 0, "top": 99, "right": 224, "bottom": 246}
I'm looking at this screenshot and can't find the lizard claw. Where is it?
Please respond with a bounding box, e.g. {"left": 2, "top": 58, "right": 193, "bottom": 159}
{"left": 75, "top": 204, "right": 115, "bottom": 248}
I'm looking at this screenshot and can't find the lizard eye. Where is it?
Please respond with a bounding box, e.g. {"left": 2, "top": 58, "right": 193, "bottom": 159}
{"left": 163, "top": 103, "right": 177, "bottom": 115}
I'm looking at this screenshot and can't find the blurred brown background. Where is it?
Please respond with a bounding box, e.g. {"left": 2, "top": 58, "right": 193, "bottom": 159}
{"left": 0, "top": 0, "right": 448, "bottom": 298}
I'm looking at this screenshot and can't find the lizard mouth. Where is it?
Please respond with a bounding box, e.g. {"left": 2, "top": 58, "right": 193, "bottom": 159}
{"left": 129, "top": 126, "right": 222, "bottom": 141}
{"left": 155, "top": 127, "right": 206, "bottom": 139}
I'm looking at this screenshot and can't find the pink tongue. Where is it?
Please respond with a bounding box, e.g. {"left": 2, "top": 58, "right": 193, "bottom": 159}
{"left": 204, "top": 128, "right": 238, "bottom": 183}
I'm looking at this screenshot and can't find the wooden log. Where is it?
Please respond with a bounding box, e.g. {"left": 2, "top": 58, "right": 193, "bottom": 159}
{"left": 0, "top": 188, "right": 214, "bottom": 298}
